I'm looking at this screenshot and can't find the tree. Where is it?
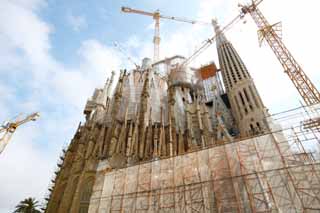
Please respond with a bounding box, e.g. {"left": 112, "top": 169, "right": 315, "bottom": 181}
{"left": 13, "top": 197, "right": 41, "bottom": 213}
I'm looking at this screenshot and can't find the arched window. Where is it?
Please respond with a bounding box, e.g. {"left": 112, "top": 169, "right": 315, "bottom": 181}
{"left": 256, "top": 122, "right": 261, "bottom": 130}
{"left": 79, "top": 178, "right": 94, "bottom": 213}
{"left": 250, "top": 124, "right": 255, "bottom": 135}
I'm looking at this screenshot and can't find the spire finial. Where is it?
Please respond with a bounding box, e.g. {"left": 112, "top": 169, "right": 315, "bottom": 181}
{"left": 211, "top": 18, "right": 227, "bottom": 44}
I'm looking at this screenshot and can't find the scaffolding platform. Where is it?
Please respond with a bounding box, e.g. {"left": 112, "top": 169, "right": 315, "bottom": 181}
{"left": 88, "top": 104, "right": 320, "bottom": 212}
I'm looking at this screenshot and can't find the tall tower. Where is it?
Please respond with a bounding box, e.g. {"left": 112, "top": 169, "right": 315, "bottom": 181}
{"left": 212, "top": 19, "right": 268, "bottom": 137}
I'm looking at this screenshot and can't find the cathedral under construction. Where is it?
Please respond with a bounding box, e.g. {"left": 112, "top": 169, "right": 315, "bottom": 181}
{"left": 44, "top": 2, "right": 320, "bottom": 213}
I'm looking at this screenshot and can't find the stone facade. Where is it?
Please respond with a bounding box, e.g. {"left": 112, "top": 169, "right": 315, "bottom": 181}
{"left": 213, "top": 19, "right": 269, "bottom": 137}
{"left": 44, "top": 20, "right": 278, "bottom": 212}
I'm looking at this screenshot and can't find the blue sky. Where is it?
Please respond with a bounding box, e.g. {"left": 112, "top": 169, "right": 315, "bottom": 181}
{"left": 0, "top": 0, "right": 320, "bottom": 212}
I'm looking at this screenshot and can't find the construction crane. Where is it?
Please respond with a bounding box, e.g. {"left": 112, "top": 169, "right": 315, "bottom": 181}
{"left": 113, "top": 41, "right": 140, "bottom": 69}
{"left": 239, "top": 0, "right": 320, "bottom": 106}
{"left": 121, "top": 6, "right": 209, "bottom": 63}
{"left": 0, "top": 112, "right": 40, "bottom": 154}
{"left": 181, "top": 0, "right": 320, "bottom": 106}
{"left": 180, "top": 15, "right": 241, "bottom": 68}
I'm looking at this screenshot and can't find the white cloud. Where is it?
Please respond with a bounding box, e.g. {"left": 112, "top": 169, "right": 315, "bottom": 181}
{"left": 0, "top": 125, "right": 53, "bottom": 212}
{"left": 120, "top": 0, "right": 320, "bottom": 113}
{"left": 1, "top": 0, "right": 320, "bottom": 211}
{"left": 156, "top": 0, "right": 320, "bottom": 112}
{"left": 49, "top": 40, "right": 121, "bottom": 110}
{"left": 198, "top": 0, "right": 228, "bottom": 20}
{"left": 0, "top": 84, "right": 15, "bottom": 121}
{"left": 0, "top": 0, "right": 52, "bottom": 70}
{"left": 67, "top": 13, "right": 88, "bottom": 32}
{"left": 78, "top": 40, "right": 121, "bottom": 76}
{"left": 224, "top": 0, "right": 320, "bottom": 111}
{"left": 0, "top": 1, "right": 123, "bottom": 212}
{"left": 125, "top": 35, "right": 141, "bottom": 49}
{"left": 10, "top": 0, "right": 46, "bottom": 11}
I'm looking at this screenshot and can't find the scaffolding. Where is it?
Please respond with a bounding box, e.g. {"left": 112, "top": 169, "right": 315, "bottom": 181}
{"left": 89, "top": 104, "right": 320, "bottom": 212}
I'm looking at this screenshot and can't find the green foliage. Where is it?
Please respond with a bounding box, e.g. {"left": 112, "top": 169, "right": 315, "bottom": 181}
{"left": 13, "top": 197, "right": 41, "bottom": 213}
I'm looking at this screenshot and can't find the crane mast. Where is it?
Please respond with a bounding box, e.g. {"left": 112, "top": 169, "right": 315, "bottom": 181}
{"left": 122, "top": 3, "right": 320, "bottom": 106}
{"left": 153, "top": 11, "right": 160, "bottom": 62}
{"left": 121, "top": 6, "right": 209, "bottom": 63}
{"left": 0, "top": 112, "right": 40, "bottom": 154}
{"left": 240, "top": 1, "right": 320, "bottom": 106}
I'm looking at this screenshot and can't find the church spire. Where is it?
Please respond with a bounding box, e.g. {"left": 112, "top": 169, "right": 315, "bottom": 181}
{"left": 212, "top": 19, "right": 228, "bottom": 45}
{"left": 213, "top": 19, "right": 268, "bottom": 137}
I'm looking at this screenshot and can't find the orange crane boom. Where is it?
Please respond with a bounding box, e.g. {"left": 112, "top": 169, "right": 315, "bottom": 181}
{"left": 239, "top": 0, "right": 320, "bottom": 106}
{"left": 121, "top": 6, "right": 209, "bottom": 63}
{"left": 0, "top": 112, "right": 40, "bottom": 154}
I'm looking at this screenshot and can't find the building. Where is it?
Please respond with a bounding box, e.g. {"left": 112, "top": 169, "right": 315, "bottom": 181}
{"left": 44, "top": 19, "right": 320, "bottom": 213}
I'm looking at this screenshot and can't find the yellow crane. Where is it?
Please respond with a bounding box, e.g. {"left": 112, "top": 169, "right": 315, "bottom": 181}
{"left": 0, "top": 112, "right": 40, "bottom": 154}
{"left": 239, "top": 0, "right": 320, "bottom": 106}
{"left": 181, "top": 0, "right": 320, "bottom": 106}
{"left": 121, "top": 6, "right": 209, "bottom": 63}
{"left": 180, "top": 16, "right": 241, "bottom": 68}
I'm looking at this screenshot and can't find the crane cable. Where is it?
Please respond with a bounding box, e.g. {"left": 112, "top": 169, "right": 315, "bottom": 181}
{"left": 181, "top": 0, "right": 265, "bottom": 67}
{"left": 180, "top": 14, "right": 242, "bottom": 68}
{"left": 113, "top": 42, "right": 140, "bottom": 69}
{"left": 180, "top": 0, "right": 263, "bottom": 68}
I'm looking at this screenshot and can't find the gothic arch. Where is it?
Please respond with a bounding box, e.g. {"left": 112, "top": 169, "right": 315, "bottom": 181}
{"left": 67, "top": 176, "right": 80, "bottom": 212}
{"left": 79, "top": 177, "right": 94, "bottom": 213}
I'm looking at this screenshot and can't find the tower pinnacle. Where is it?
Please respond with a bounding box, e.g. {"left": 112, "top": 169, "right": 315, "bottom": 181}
{"left": 211, "top": 19, "right": 228, "bottom": 45}
{"left": 213, "top": 19, "right": 268, "bottom": 137}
